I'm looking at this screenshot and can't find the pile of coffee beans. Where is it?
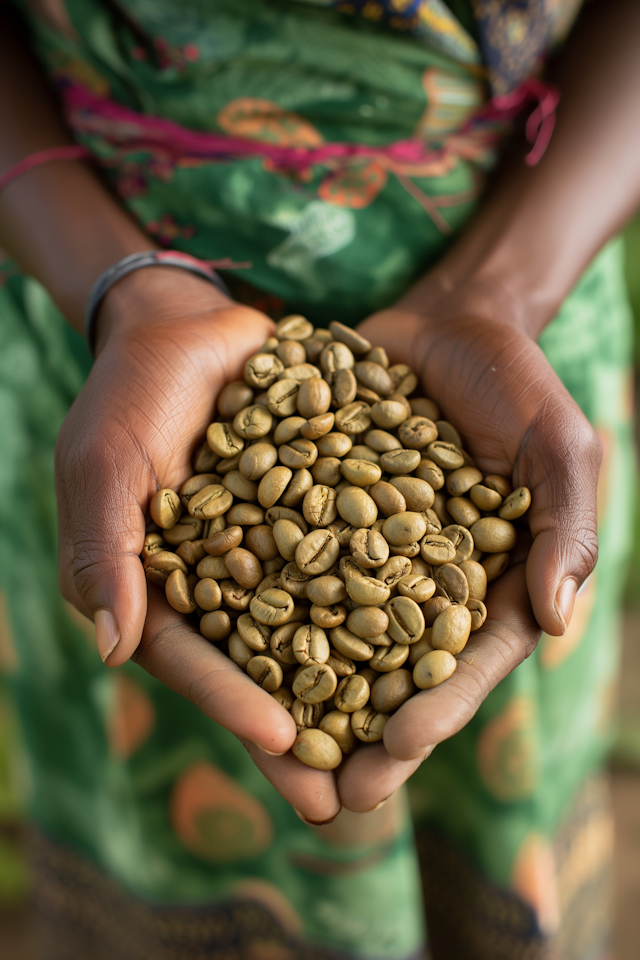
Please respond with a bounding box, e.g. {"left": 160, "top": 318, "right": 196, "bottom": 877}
{"left": 143, "top": 316, "right": 531, "bottom": 771}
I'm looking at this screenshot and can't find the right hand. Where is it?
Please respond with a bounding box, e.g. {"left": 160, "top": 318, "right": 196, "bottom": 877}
{"left": 55, "top": 268, "right": 342, "bottom": 823}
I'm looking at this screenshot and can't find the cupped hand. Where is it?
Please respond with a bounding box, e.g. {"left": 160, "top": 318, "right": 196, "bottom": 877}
{"left": 333, "top": 299, "right": 600, "bottom": 812}
{"left": 55, "top": 268, "right": 341, "bottom": 822}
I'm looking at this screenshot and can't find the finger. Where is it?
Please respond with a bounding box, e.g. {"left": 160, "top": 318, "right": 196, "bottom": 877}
{"left": 520, "top": 398, "right": 601, "bottom": 636}
{"left": 337, "top": 743, "right": 428, "bottom": 813}
{"left": 242, "top": 745, "right": 341, "bottom": 824}
{"left": 382, "top": 562, "right": 540, "bottom": 762}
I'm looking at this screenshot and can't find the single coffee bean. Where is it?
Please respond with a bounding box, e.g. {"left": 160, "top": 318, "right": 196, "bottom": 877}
{"left": 346, "top": 606, "right": 389, "bottom": 640}
{"left": 273, "top": 416, "right": 306, "bottom": 445}
{"left": 200, "top": 610, "right": 232, "bottom": 642}
{"left": 319, "top": 711, "right": 356, "bottom": 754}
{"left": 244, "top": 525, "right": 279, "bottom": 561}
{"left": 279, "top": 438, "right": 318, "bottom": 470}
{"left": 296, "top": 376, "right": 332, "bottom": 419}
{"left": 382, "top": 512, "right": 427, "bottom": 547}
{"left": 351, "top": 707, "right": 389, "bottom": 743}
{"left": 375, "top": 555, "right": 412, "bottom": 588}
{"left": 335, "top": 675, "right": 370, "bottom": 712}
{"left": 469, "top": 483, "right": 503, "bottom": 511}
{"left": 306, "top": 575, "right": 347, "bottom": 606}
{"left": 413, "top": 649, "right": 457, "bottom": 689}
{"left": 329, "top": 321, "right": 371, "bottom": 355}
{"left": 228, "top": 504, "right": 266, "bottom": 527}
{"left": 150, "top": 488, "right": 181, "bottom": 529}
{"left": 263, "top": 557, "right": 286, "bottom": 575}
{"left": 220, "top": 579, "right": 254, "bottom": 611}
{"left": 303, "top": 485, "right": 337, "bottom": 527}
{"left": 196, "top": 555, "right": 230, "bottom": 580}
{"left": 410, "top": 556, "right": 433, "bottom": 577}
{"left": 357, "top": 388, "right": 381, "bottom": 407}
{"left": 280, "top": 362, "right": 321, "bottom": 382}
{"left": 364, "top": 346, "right": 389, "bottom": 369}
{"left": 293, "top": 728, "right": 343, "bottom": 769}
{"left": 470, "top": 517, "right": 517, "bottom": 553}
{"left": 291, "top": 698, "right": 324, "bottom": 732}
{"left": 295, "top": 529, "right": 340, "bottom": 575}
{"left": 272, "top": 686, "right": 296, "bottom": 710}
{"left": 315, "top": 432, "right": 352, "bottom": 460}
{"left": 389, "top": 542, "right": 420, "bottom": 559}
{"left": 398, "top": 416, "right": 438, "bottom": 450}
{"left": 188, "top": 484, "right": 233, "bottom": 520}
{"left": 142, "top": 532, "right": 164, "bottom": 559}
{"left": 467, "top": 598, "right": 488, "bottom": 630}
{"left": 431, "top": 604, "right": 472, "bottom": 654}
{"left": 348, "top": 446, "right": 379, "bottom": 466}
{"left": 484, "top": 474, "right": 512, "bottom": 498}
{"left": 368, "top": 481, "right": 406, "bottom": 517}
{"left": 371, "top": 670, "right": 416, "bottom": 713}
{"left": 292, "top": 624, "right": 330, "bottom": 666}
{"left": 349, "top": 527, "right": 389, "bottom": 569}
{"left": 266, "top": 379, "right": 300, "bottom": 418}
{"left": 280, "top": 562, "right": 313, "bottom": 598}
{"left": 397, "top": 574, "right": 436, "bottom": 603}
{"left": 346, "top": 576, "right": 390, "bottom": 606}
{"left": 217, "top": 380, "right": 254, "bottom": 420}
{"left": 334, "top": 401, "right": 372, "bottom": 435}
{"left": 300, "top": 412, "right": 335, "bottom": 441}
{"left": 194, "top": 577, "right": 222, "bottom": 611}
{"left": 256, "top": 573, "right": 283, "bottom": 596}
{"left": 331, "top": 368, "right": 358, "bottom": 408}
{"left": 233, "top": 404, "right": 273, "bottom": 440}
{"left": 320, "top": 341, "right": 355, "bottom": 376}
{"left": 354, "top": 360, "right": 393, "bottom": 396}
{"left": 247, "top": 655, "right": 283, "bottom": 692}
{"left": 499, "top": 486, "right": 532, "bottom": 520}
{"left": 340, "top": 458, "right": 382, "bottom": 487}
{"left": 165, "top": 569, "right": 196, "bottom": 614}
{"left": 249, "top": 588, "right": 295, "bottom": 626}
{"left": 238, "top": 442, "right": 278, "bottom": 481}
{"left": 293, "top": 662, "right": 337, "bottom": 704}
{"left": 206, "top": 422, "right": 245, "bottom": 459}
{"left": 426, "top": 441, "right": 464, "bottom": 471}
{"left": 482, "top": 552, "right": 509, "bottom": 581}
{"left": 176, "top": 539, "right": 207, "bottom": 566}
{"left": 237, "top": 613, "right": 271, "bottom": 651}
{"left": 192, "top": 441, "right": 220, "bottom": 474}
{"left": 330, "top": 626, "right": 375, "bottom": 662}
{"left": 364, "top": 430, "right": 400, "bottom": 454}
{"left": 369, "top": 643, "right": 409, "bottom": 672}
{"left": 327, "top": 650, "right": 356, "bottom": 677}
{"left": 224, "top": 547, "right": 263, "bottom": 589}
{"left": 389, "top": 477, "right": 434, "bottom": 513}
{"left": 433, "top": 563, "right": 470, "bottom": 605}
{"left": 312, "top": 457, "right": 342, "bottom": 487}
{"left": 163, "top": 514, "right": 203, "bottom": 546}
{"left": 458, "top": 560, "right": 487, "bottom": 601}
{"left": 420, "top": 534, "right": 457, "bottom": 565}
{"left": 228, "top": 630, "right": 253, "bottom": 669}
{"left": 446, "top": 466, "right": 483, "bottom": 496}
{"left": 244, "top": 353, "right": 285, "bottom": 389}
{"left": 379, "top": 448, "right": 420, "bottom": 475}
{"left": 269, "top": 622, "right": 302, "bottom": 667}
{"left": 433, "top": 419, "right": 461, "bottom": 446}
{"left": 276, "top": 315, "right": 315, "bottom": 341}
{"left": 272, "top": 519, "right": 304, "bottom": 561}
{"left": 179, "top": 473, "right": 222, "bottom": 509}
{"left": 416, "top": 458, "right": 444, "bottom": 490}
{"left": 222, "top": 471, "right": 258, "bottom": 502}
{"left": 276, "top": 339, "right": 307, "bottom": 367}
{"left": 387, "top": 364, "right": 418, "bottom": 396}
{"left": 257, "top": 466, "right": 292, "bottom": 508}
{"left": 277, "top": 470, "right": 312, "bottom": 510}
{"left": 446, "top": 496, "right": 481, "bottom": 527}
{"left": 385, "top": 596, "right": 425, "bottom": 645}
{"left": 202, "top": 516, "right": 227, "bottom": 538}
{"left": 336, "top": 486, "right": 378, "bottom": 528}
{"left": 216, "top": 451, "right": 242, "bottom": 475}
{"left": 408, "top": 630, "right": 434, "bottom": 666}
{"left": 440, "top": 524, "right": 475, "bottom": 563}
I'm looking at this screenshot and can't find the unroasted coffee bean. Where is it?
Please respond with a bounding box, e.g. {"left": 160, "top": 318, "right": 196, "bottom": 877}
{"left": 316, "top": 432, "right": 353, "bottom": 459}
{"left": 446, "top": 467, "right": 483, "bottom": 496}
{"left": 369, "top": 643, "right": 409, "bottom": 672}
{"left": 238, "top": 443, "right": 278, "bottom": 481}
{"left": 379, "top": 448, "right": 421, "bottom": 475}
{"left": 375, "top": 555, "right": 412, "bottom": 588}
{"left": 300, "top": 412, "right": 335, "bottom": 441}
{"left": 279, "top": 438, "right": 318, "bottom": 470}
{"left": 416, "top": 458, "right": 444, "bottom": 490}
{"left": 202, "top": 526, "right": 242, "bottom": 556}
{"left": 348, "top": 527, "right": 388, "bottom": 570}
{"left": 398, "top": 416, "right": 438, "bottom": 449}
{"left": 340, "top": 458, "right": 382, "bottom": 487}
{"left": 274, "top": 416, "right": 305, "bottom": 445}
{"left": 163, "top": 514, "right": 203, "bottom": 546}
{"left": 176, "top": 539, "right": 207, "bottom": 566}
{"left": 179, "top": 474, "right": 221, "bottom": 510}
{"left": 290, "top": 698, "right": 323, "bottom": 732}
{"left": 469, "top": 483, "right": 503, "bottom": 511}
{"left": 272, "top": 687, "right": 296, "bottom": 710}
{"left": 258, "top": 466, "right": 293, "bottom": 508}
{"left": 224, "top": 547, "right": 263, "bottom": 589}
{"left": 244, "top": 353, "right": 284, "bottom": 389}
{"left": 320, "top": 341, "right": 355, "bottom": 376}
{"left": 250, "top": 588, "right": 295, "bottom": 626}
{"left": 458, "top": 560, "right": 487, "bottom": 601}
{"left": 336, "top": 486, "right": 378, "bottom": 528}
{"left": 420, "top": 534, "right": 457, "bottom": 565}
{"left": 331, "top": 368, "right": 358, "bottom": 408}
{"left": 269, "top": 622, "right": 302, "bottom": 667}
{"left": 330, "top": 626, "right": 375, "bottom": 662}
{"left": 346, "top": 576, "right": 391, "bottom": 606}
{"left": 196, "top": 555, "right": 230, "bottom": 580}
{"left": 218, "top": 381, "right": 254, "bottom": 420}
{"left": 228, "top": 630, "right": 253, "bottom": 669}
{"left": 276, "top": 314, "right": 314, "bottom": 341}
{"left": 227, "top": 503, "right": 265, "bottom": 525}
{"left": 223, "top": 471, "right": 258, "bottom": 503}
{"left": 389, "top": 477, "right": 434, "bottom": 512}
{"left": 200, "top": 610, "right": 231, "bottom": 642}
{"left": 441, "top": 524, "right": 474, "bottom": 563}
{"left": 470, "top": 517, "right": 516, "bottom": 553}
{"left": 188, "top": 484, "right": 233, "bottom": 520}
{"left": 303, "top": 485, "right": 337, "bottom": 527}
{"left": 293, "top": 728, "right": 343, "bottom": 769}
{"left": 281, "top": 362, "right": 321, "bottom": 383}
{"left": 482, "top": 552, "right": 509, "bottom": 581}
{"left": 319, "top": 711, "right": 356, "bottom": 754}
{"left": 431, "top": 604, "right": 472, "bottom": 655}
{"left": 207, "top": 422, "right": 245, "bottom": 459}
{"left": 334, "top": 401, "right": 372, "bottom": 435}
{"left": 194, "top": 577, "right": 222, "bottom": 611}
{"left": 408, "top": 630, "right": 434, "bottom": 666}
{"left": 247, "top": 655, "right": 283, "bottom": 692}
{"left": 426, "top": 441, "right": 464, "bottom": 471}
{"left": 326, "top": 320, "right": 369, "bottom": 354}
{"left": 354, "top": 360, "right": 393, "bottom": 396}
{"left": 293, "top": 662, "right": 337, "bottom": 704}
{"left": 276, "top": 339, "right": 307, "bottom": 367}
{"left": 385, "top": 596, "right": 425, "bottom": 644}
{"left": 368, "top": 481, "right": 406, "bottom": 518}
{"left": 423, "top": 595, "right": 451, "bottom": 626}
{"left": 413, "top": 649, "right": 457, "bottom": 689}
{"left": 280, "top": 469, "right": 314, "bottom": 508}
{"left": 335, "top": 674, "right": 370, "bottom": 712}
{"left": 233, "top": 404, "right": 273, "bottom": 439}
{"left": 446, "top": 496, "right": 481, "bottom": 527}
{"left": 467, "top": 598, "right": 488, "bottom": 630}
{"left": 371, "top": 669, "right": 415, "bottom": 713}
{"left": 272, "top": 519, "right": 304, "bottom": 561}
{"left": 237, "top": 613, "right": 271, "bottom": 651}
{"left": 220, "top": 579, "right": 254, "bottom": 611}
{"left": 346, "top": 605, "right": 389, "bottom": 640}
{"left": 244, "top": 525, "right": 279, "bottom": 561}
{"left": 165, "top": 569, "right": 196, "bottom": 614}
{"left": 484, "top": 474, "right": 512, "bottom": 498}
{"left": 312, "top": 457, "right": 342, "bottom": 487}
{"left": 397, "top": 574, "right": 436, "bottom": 603}
{"left": 293, "top": 624, "right": 330, "bottom": 666}
{"left": 433, "top": 563, "right": 470, "bottom": 604}
{"left": 499, "top": 486, "right": 532, "bottom": 520}
{"left": 295, "top": 529, "right": 339, "bottom": 575}
{"left": 306, "top": 575, "right": 347, "bottom": 607}
{"left": 383, "top": 512, "right": 427, "bottom": 546}
{"left": 280, "top": 562, "right": 313, "bottom": 599}
{"left": 297, "top": 377, "right": 332, "bottom": 418}
{"left": 351, "top": 707, "right": 389, "bottom": 743}
{"left": 150, "top": 488, "right": 181, "bottom": 529}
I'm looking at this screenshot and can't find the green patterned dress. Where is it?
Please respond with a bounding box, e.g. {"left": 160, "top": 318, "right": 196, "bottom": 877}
{"left": 0, "top": 1, "right": 633, "bottom": 957}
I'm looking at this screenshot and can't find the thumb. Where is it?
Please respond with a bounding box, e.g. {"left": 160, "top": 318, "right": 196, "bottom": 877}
{"left": 56, "top": 430, "right": 148, "bottom": 666}
{"left": 522, "top": 397, "right": 601, "bottom": 637}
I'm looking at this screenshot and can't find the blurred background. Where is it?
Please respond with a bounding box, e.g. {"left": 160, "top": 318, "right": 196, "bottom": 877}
{"left": 1, "top": 224, "right": 639, "bottom": 958}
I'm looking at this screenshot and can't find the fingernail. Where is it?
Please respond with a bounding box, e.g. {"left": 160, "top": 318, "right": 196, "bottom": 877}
{"left": 95, "top": 609, "right": 120, "bottom": 663}
{"left": 257, "top": 746, "right": 288, "bottom": 757}
{"left": 365, "top": 796, "right": 392, "bottom": 812}
{"left": 555, "top": 579, "right": 577, "bottom": 633}
{"left": 294, "top": 807, "right": 339, "bottom": 827}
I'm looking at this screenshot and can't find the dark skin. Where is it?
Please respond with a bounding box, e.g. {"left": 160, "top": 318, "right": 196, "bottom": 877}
{"left": 1, "top": 0, "right": 639, "bottom": 821}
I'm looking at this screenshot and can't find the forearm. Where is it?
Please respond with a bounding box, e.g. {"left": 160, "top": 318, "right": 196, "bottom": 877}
{"left": 403, "top": 0, "right": 640, "bottom": 337}
{"left": 0, "top": 10, "right": 152, "bottom": 332}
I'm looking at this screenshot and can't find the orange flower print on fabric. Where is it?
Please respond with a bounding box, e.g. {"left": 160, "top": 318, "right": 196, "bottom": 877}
{"left": 217, "top": 100, "right": 324, "bottom": 148}
{"left": 171, "top": 761, "right": 273, "bottom": 863}
{"left": 477, "top": 696, "right": 538, "bottom": 802}
{"left": 319, "top": 160, "right": 388, "bottom": 209}
{"left": 106, "top": 673, "right": 155, "bottom": 760}
{"left": 539, "top": 574, "right": 597, "bottom": 670}
{"left": 232, "top": 879, "right": 303, "bottom": 938}
{"left": 511, "top": 834, "right": 561, "bottom": 937}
